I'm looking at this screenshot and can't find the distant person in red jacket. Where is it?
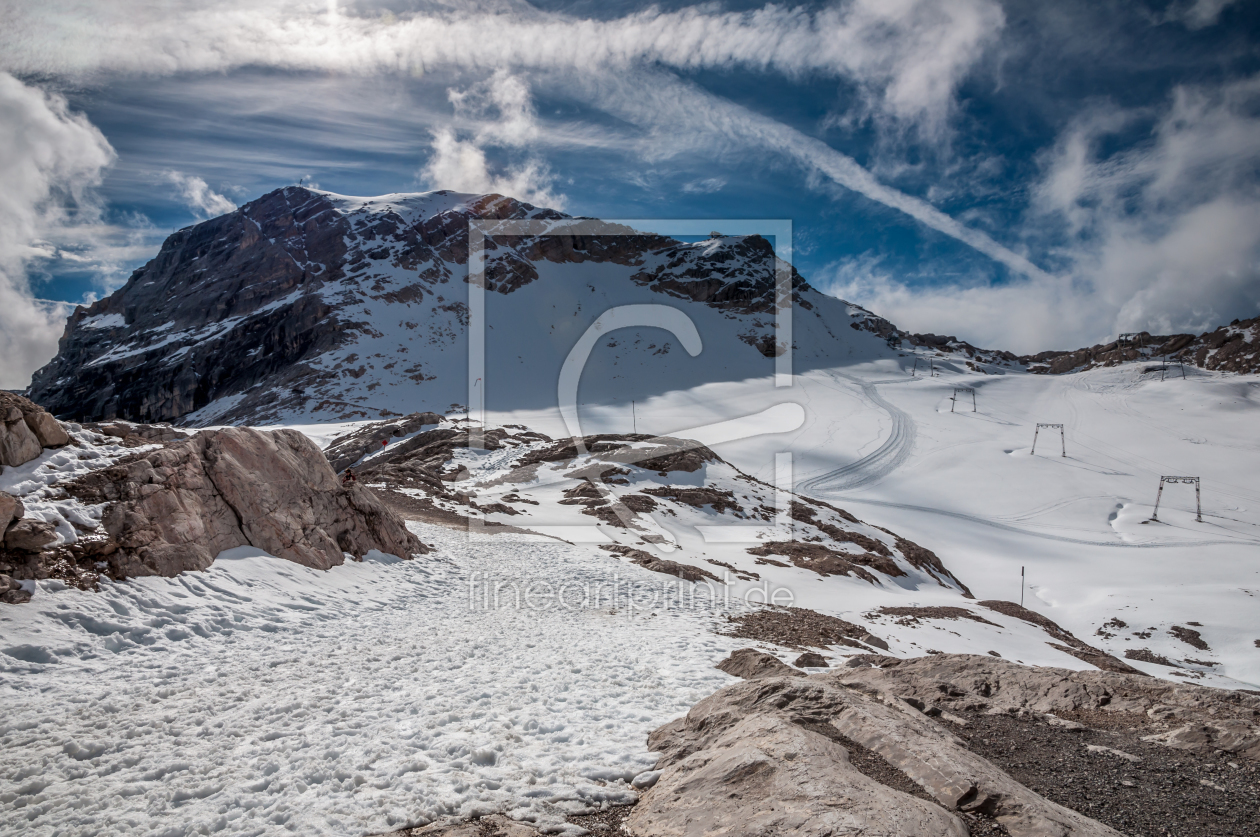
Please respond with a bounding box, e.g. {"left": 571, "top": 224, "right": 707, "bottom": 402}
{"left": 342, "top": 468, "right": 356, "bottom": 486}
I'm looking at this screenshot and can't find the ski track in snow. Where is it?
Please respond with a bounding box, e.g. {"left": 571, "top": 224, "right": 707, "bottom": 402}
{"left": 0, "top": 525, "right": 744, "bottom": 837}
{"left": 797, "top": 371, "right": 917, "bottom": 494}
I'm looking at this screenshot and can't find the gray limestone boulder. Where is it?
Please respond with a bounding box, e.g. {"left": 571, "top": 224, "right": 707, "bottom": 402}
{"left": 716, "top": 648, "right": 805, "bottom": 680}
{"left": 635, "top": 670, "right": 1126, "bottom": 837}
{"left": 67, "top": 426, "right": 427, "bottom": 578}
{"left": 0, "top": 392, "right": 71, "bottom": 468}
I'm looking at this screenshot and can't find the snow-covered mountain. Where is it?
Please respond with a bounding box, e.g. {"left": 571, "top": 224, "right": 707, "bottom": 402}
{"left": 29, "top": 186, "right": 961, "bottom": 426}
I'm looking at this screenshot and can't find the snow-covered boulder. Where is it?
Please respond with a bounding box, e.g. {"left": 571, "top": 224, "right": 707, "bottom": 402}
{"left": 66, "top": 426, "right": 427, "bottom": 578}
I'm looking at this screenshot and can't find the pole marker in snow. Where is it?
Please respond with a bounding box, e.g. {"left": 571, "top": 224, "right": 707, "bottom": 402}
{"left": 1148, "top": 476, "right": 1201, "bottom": 523}
{"left": 1021, "top": 566, "right": 1025, "bottom": 608}
{"left": 1031, "top": 423, "right": 1065, "bottom": 457}
{"left": 951, "top": 387, "right": 976, "bottom": 412}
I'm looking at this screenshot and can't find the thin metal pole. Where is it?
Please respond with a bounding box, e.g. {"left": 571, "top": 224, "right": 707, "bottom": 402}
{"left": 1060, "top": 426, "right": 1065, "bottom": 458}
{"left": 1031, "top": 426, "right": 1040, "bottom": 455}
{"left": 1151, "top": 478, "right": 1165, "bottom": 522}
{"left": 971, "top": 390, "right": 977, "bottom": 412}
{"left": 911, "top": 357, "right": 918, "bottom": 377}
{"left": 1196, "top": 481, "right": 1202, "bottom": 522}
{"left": 632, "top": 400, "right": 636, "bottom": 434}
{"left": 1021, "top": 566, "right": 1025, "bottom": 607}
{"left": 951, "top": 392, "right": 956, "bottom": 412}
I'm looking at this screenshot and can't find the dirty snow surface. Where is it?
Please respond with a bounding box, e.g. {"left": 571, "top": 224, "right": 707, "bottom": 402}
{"left": 0, "top": 526, "right": 740, "bottom": 837}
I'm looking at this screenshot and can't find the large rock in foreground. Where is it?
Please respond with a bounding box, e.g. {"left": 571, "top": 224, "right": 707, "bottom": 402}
{"left": 68, "top": 427, "right": 426, "bottom": 577}
{"left": 637, "top": 658, "right": 1129, "bottom": 837}
{"left": 0, "top": 391, "right": 70, "bottom": 469}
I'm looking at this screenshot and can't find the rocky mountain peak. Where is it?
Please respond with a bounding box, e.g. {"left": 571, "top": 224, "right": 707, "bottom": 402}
{"left": 26, "top": 186, "right": 887, "bottom": 427}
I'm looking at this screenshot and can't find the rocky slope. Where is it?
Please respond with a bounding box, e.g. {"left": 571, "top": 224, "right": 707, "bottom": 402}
{"left": 1, "top": 419, "right": 425, "bottom": 601}
{"left": 325, "top": 411, "right": 974, "bottom": 606}
{"left": 1019, "top": 315, "right": 1260, "bottom": 375}
{"left": 26, "top": 187, "right": 982, "bottom": 426}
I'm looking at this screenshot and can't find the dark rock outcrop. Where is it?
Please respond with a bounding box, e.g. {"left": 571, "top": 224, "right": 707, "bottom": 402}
{"left": 1020, "top": 316, "right": 1260, "bottom": 375}
{"left": 29, "top": 188, "right": 354, "bottom": 424}
{"left": 324, "top": 411, "right": 444, "bottom": 472}
{"left": 64, "top": 426, "right": 426, "bottom": 578}
{"left": 27, "top": 187, "right": 854, "bottom": 426}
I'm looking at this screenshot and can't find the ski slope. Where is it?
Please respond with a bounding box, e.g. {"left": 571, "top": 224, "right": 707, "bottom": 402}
{"left": 476, "top": 352, "right": 1260, "bottom": 689}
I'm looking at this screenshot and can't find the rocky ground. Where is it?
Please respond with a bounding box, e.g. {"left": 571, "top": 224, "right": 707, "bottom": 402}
{"left": 2, "top": 405, "right": 425, "bottom": 597}
{"left": 958, "top": 710, "right": 1259, "bottom": 836}
{"left": 372, "top": 652, "right": 1260, "bottom": 837}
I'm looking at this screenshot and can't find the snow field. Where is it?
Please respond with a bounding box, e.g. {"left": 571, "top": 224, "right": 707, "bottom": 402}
{"left": 0, "top": 525, "right": 744, "bottom": 837}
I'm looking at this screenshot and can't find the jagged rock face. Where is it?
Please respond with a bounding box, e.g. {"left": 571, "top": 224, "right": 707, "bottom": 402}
{"left": 28, "top": 186, "right": 887, "bottom": 426}
{"left": 29, "top": 188, "right": 353, "bottom": 422}
{"left": 64, "top": 426, "right": 425, "bottom": 578}
{"left": 1020, "top": 315, "right": 1260, "bottom": 375}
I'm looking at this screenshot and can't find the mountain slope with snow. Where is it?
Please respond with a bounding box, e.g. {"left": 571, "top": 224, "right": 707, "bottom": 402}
{"left": 29, "top": 186, "right": 950, "bottom": 426}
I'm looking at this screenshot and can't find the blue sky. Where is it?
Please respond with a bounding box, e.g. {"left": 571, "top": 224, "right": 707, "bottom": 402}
{"left": 1, "top": 0, "right": 1259, "bottom": 386}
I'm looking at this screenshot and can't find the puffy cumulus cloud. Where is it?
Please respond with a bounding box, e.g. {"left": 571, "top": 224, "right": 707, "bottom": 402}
{"left": 420, "top": 71, "right": 566, "bottom": 209}
{"left": 164, "top": 171, "right": 236, "bottom": 218}
{"left": 0, "top": 0, "right": 1002, "bottom": 136}
{"left": 0, "top": 73, "right": 116, "bottom": 389}
{"left": 419, "top": 129, "right": 565, "bottom": 209}
{"left": 823, "top": 76, "right": 1260, "bottom": 353}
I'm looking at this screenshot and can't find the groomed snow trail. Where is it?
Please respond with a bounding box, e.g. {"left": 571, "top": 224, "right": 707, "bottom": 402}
{"left": 0, "top": 525, "right": 741, "bottom": 837}
{"left": 798, "top": 371, "right": 917, "bottom": 494}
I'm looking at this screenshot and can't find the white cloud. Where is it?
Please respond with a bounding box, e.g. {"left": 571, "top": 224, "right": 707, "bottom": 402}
{"left": 419, "top": 71, "right": 566, "bottom": 209}
{"left": 164, "top": 171, "right": 236, "bottom": 218}
{"left": 0, "top": 0, "right": 1002, "bottom": 136}
{"left": 569, "top": 70, "right": 1054, "bottom": 282}
{"left": 681, "top": 177, "right": 726, "bottom": 194}
{"left": 0, "top": 72, "right": 116, "bottom": 389}
{"left": 1163, "top": 0, "right": 1237, "bottom": 29}
{"left": 825, "top": 76, "right": 1260, "bottom": 353}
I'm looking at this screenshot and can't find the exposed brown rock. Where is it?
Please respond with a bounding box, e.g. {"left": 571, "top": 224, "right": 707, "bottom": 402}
{"left": 979, "top": 600, "right": 1144, "bottom": 675}
{"left": 1124, "top": 648, "right": 1179, "bottom": 668}
{"left": 599, "top": 544, "right": 720, "bottom": 583}
{"left": 64, "top": 427, "right": 425, "bottom": 578}
{"left": 716, "top": 647, "right": 805, "bottom": 680}
{"left": 794, "top": 651, "right": 830, "bottom": 668}
{"left": 323, "top": 410, "right": 444, "bottom": 472}
{"left": 877, "top": 606, "right": 999, "bottom": 627}
{"left": 746, "top": 540, "right": 882, "bottom": 582}
{"left": 723, "top": 605, "right": 883, "bottom": 651}
{"left": 4, "top": 519, "right": 57, "bottom": 553}
{"left": 636, "top": 666, "right": 1123, "bottom": 837}
{"left": 0, "top": 491, "right": 22, "bottom": 534}
{"left": 1169, "top": 625, "right": 1210, "bottom": 651}
{"left": 832, "top": 654, "right": 1260, "bottom": 762}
